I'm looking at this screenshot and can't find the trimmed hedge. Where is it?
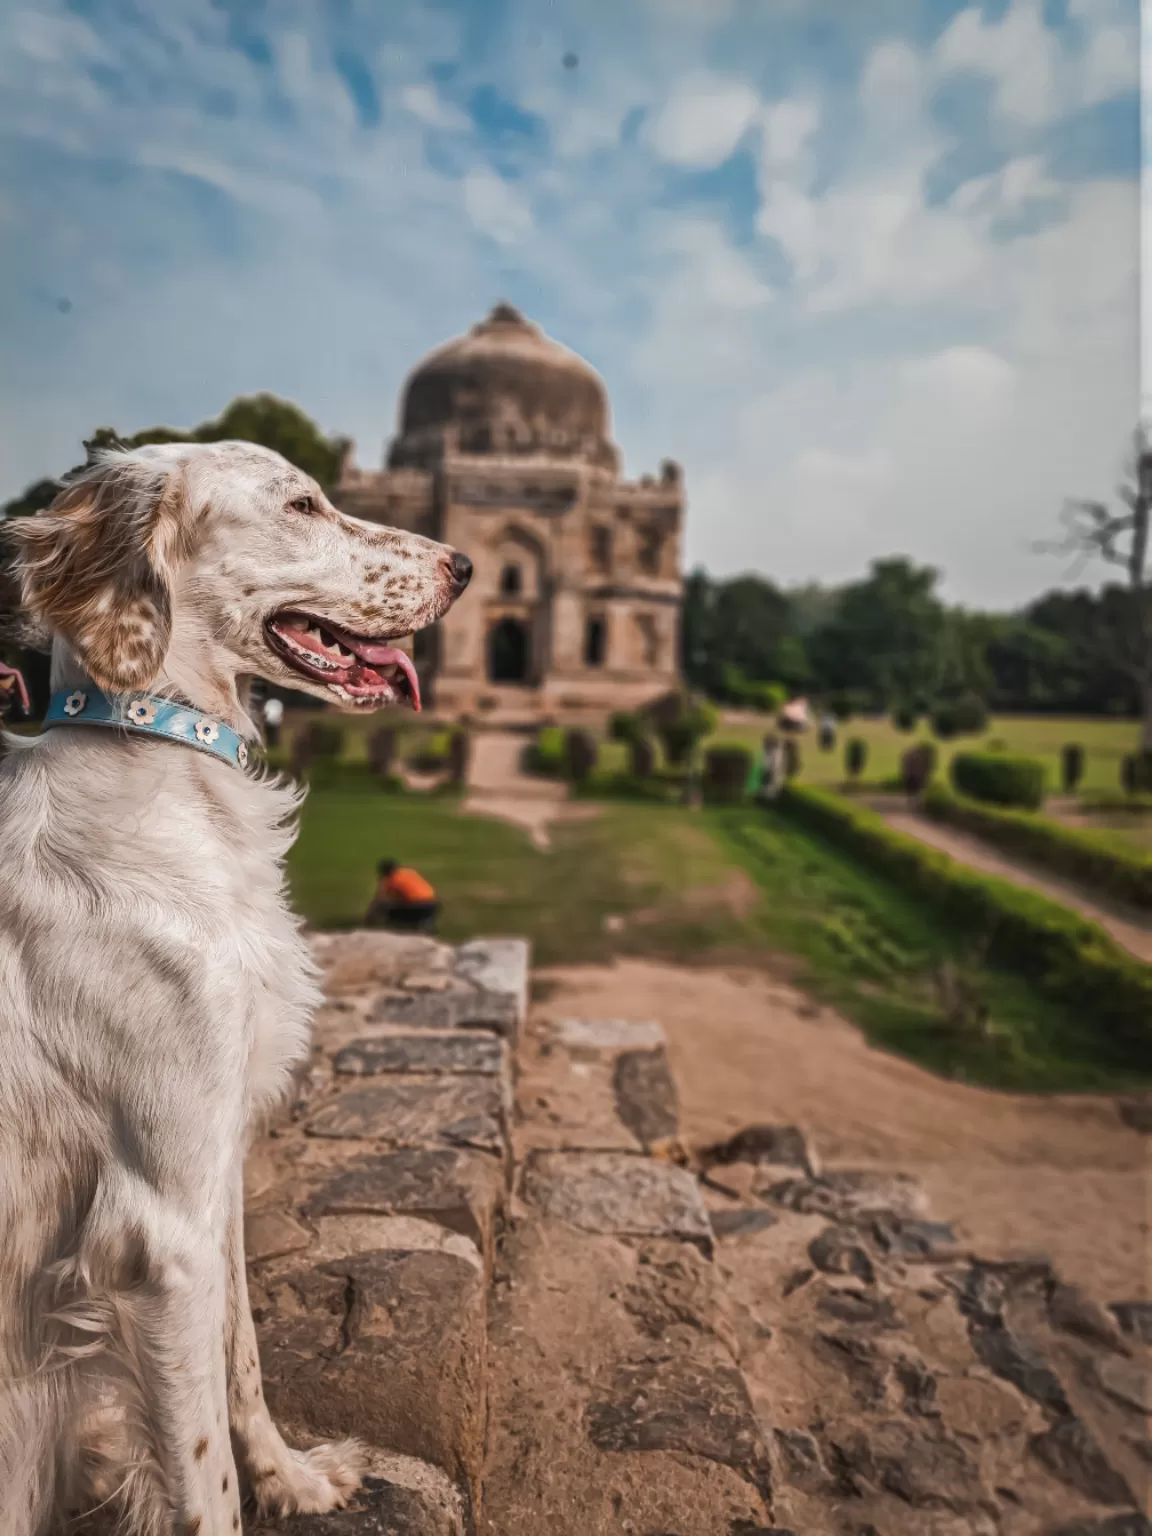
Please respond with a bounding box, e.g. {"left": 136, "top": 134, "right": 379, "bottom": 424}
{"left": 951, "top": 751, "right": 1047, "bottom": 810}
{"left": 703, "top": 746, "right": 752, "bottom": 805}
{"left": 924, "top": 785, "right": 1152, "bottom": 912}
{"left": 777, "top": 783, "right": 1152, "bottom": 1059}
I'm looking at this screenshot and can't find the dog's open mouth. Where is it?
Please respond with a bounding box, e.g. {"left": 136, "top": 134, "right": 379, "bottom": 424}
{"left": 265, "top": 611, "right": 421, "bottom": 711}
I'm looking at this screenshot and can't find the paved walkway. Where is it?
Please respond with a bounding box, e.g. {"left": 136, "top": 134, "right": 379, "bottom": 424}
{"left": 463, "top": 730, "right": 596, "bottom": 850}
{"left": 871, "top": 801, "right": 1152, "bottom": 964}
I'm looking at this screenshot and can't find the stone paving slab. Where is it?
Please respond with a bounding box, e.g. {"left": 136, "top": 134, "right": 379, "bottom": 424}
{"left": 306, "top": 1077, "right": 508, "bottom": 1158}
{"left": 256, "top": 1247, "right": 487, "bottom": 1506}
{"left": 521, "top": 1150, "right": 712, "bottom": 1248}
{"left": 305, "top": 1147, "right": 506, "bottom": 1260}
{"left": 334, "top": 1032, "right": 506, "bottom": 1078}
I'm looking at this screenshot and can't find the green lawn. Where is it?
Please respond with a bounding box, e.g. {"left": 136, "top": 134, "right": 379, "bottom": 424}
{"left": 707, "top": 712, "right": 1140, "bottom": 794}
{"left": 268, "top": 710, "right": 1141, "bottom": 796}
{"left": 288, "top": 786, "right": 1148, "bottom": 1093}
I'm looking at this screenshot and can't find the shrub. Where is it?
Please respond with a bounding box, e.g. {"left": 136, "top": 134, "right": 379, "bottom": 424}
{"left": 951, "top": 693, "right": 989, "bottom": 735}
{"left": 930, "top": 703, "right": 958, "bottom": 740}
{"left": 629, "top": 736, "right": 656, "bottom": 778}
{"left": 845, "top": 737, "right": 868, "bottom": 780}
{"left": 656, "top": 699, "right": 717, "bottom": 766}
{"left": 783, "top": 739, "right": 801, "bottom": 779}
{"left": 307, "top": 721, "right": 345, "bottom": 758}
{"left": 779, "top": 783, "right": 1152, "bottom": 1061}
{"left": 408, "top": 728, "right": 452, "bottom": 773}
{"left": 703, "top": 746, "right": 752, "bottom": 805}
{"left": 608, "top": 710, "right": 645, "bottom": 744}
{"left": 828, "top": 691, "right": 856, "bottom": 722}
{"left": 527, "top": 725, "right": 567, "bottom": 777}
{"left": 1061, "top": 743, "right": 1085, "bottom": 795}
{"left": 924, "top": 784, "right": 1152, "bottom": 912}
{"left": 900, "top": 742, "right": 938, "bottom": 797}
{"left": 892, "top": 703, "right": 919, "bottom": 733}
{"left": 564, "top": 729, "right": 598, "bottom": 784}
{"left": 1122, "top": 751, "right": 1152, "bottom": 795}
{"left": 951, "top": 752, "right": 1046, "bottom": 811}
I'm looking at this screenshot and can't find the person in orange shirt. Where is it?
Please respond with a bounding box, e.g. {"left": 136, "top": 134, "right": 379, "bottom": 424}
{"left": 367, "top": 858, "right": 440, "bottom": 934}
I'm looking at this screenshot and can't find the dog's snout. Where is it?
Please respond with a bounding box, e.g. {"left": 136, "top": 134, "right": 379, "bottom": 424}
{"left": 448, "top": 551, "right": 473, "bottom": 590}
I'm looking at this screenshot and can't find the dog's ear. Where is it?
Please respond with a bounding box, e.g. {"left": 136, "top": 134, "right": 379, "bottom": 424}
{"left": 9, "top": 452, "right": 193, "bottom": 693}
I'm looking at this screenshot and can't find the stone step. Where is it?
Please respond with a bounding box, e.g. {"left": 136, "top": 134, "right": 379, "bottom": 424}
{"left": 243, "top": 933, "right": 530, "bottom": 1533}
{"left": 483, "top": 999, "right": 1152, "bottom": 1535}
{"left": 481, "top": 1010, "right": 780, "bottom": 1533}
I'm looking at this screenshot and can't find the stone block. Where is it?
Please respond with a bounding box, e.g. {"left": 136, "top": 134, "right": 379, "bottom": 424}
{"left": 334, "top": 1033, "right": 505, "bottom": 1078}
{"left": 452, "top": 937, "right": 529, "bottom": 1028}
{"left": 709, "top": 1208, "right": 779, "bottom": 1239}
{"left": 306, "top": 1078, "right": 507, "bottom": 1158}
{"left": 306, "top": 1148, "right": 505, "bottom": 1257}
{"left": 586, "top": 1358, "right": 773, "bottom": 1499}
{"left": 612, "top": 1048, "right": 678, "bottom": 1150}
{"left": 258, "top": 1248, "right": 486, "bottom": 1498}
{"left": 253, "top": 1474, "right": 462, "bottom": 1535}
{"left": 1029, "top": 1416, "right": 1134, "bottom": 1505}
{"left": 763, "top": 1170, "right": 929, "bottom": 1222}
{"left": 245, "top": 1208, "right": 314, "bottom": 1264}
{"left": 555, "top": 1017, "right": 666, "bottom": 1051}
{"left": 369, "top": 989, "right": 518, "bottom": 1037}
{"left": 522, "top": 1151, "right": 711, "bottom": 1247}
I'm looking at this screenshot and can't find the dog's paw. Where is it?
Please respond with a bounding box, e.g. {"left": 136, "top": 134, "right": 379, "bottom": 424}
{"left": 250, "top": 1438, "right": 366, "bottom": 1514}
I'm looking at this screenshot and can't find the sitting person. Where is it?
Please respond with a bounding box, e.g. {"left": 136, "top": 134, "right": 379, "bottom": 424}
{"left": 367, "top": 859, "right": 439, "bottom": 934}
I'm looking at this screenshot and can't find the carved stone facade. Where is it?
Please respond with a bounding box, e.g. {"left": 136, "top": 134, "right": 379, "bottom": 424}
{"left": 336, "top": 304, "right": 684, "bottom": 719}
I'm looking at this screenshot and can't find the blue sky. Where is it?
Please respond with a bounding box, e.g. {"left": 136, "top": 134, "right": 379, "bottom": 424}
{"left": 0, "top": 0, "right": 1141, "bottom": 606}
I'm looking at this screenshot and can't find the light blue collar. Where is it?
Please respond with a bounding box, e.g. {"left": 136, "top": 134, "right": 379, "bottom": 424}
{"left": 43, "top": 686, "right": 251, "bottom": 771}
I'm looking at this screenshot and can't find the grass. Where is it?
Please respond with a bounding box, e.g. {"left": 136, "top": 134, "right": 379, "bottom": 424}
{"left": 287, "top": 785, "right": 1149, "bottom": 1093}
{"left": 707, "top": 712, "right": 1140, "bottom": 795}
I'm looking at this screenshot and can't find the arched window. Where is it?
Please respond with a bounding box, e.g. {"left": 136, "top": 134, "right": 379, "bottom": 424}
{"left": 500, "top": 563, "right": 522, "bottom": 596}
{"left": 584, "top": 616, "right": 606, "bottom": 668}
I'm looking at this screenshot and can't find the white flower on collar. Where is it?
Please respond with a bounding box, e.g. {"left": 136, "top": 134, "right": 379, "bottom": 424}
{"left": 194, "top": 719, "right": 220, "bottom": 745}
{"left": 126, "top": 699, "right": 157, "bottom": 726}
{"left": 63, "top": 691, "right": 87, "bottom": 716}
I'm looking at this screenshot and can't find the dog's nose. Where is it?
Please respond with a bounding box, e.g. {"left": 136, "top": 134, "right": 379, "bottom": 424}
{"left": 449, "top": 551, "right": 473, "bottom": 589}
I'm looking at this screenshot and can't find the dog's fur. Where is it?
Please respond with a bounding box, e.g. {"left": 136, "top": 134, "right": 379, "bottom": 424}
{"left": 0, "top": 442, "right": 468, "bottom": 1534}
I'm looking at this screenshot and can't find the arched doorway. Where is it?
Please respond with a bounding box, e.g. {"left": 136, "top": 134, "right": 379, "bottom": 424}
{"left": 488, "top": 618, "right": 530, "bottom": 684}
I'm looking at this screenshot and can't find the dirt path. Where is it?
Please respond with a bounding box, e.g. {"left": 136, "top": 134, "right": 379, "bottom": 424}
{"left": 536, "top": 959, "right": 1149, "bottom": 1304}
{"left": 462, "top": 730, "right": 598, "bottom": 849}
{"left": 873, "top": 803, "right": 1152, "bottom": 963}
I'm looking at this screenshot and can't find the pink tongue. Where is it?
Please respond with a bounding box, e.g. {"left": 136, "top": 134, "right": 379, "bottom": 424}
{"left": 343, "top": 639, "right": 421, "bottom": 713}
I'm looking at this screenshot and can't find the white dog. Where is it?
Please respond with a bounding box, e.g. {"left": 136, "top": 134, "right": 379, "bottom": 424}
{"left": 0, "top": 441, "right": 472, "bottom": 1534}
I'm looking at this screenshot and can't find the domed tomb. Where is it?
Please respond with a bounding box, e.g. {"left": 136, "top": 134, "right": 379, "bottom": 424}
{"left": 387, "top": 303, "right": 619, "bottom": 472}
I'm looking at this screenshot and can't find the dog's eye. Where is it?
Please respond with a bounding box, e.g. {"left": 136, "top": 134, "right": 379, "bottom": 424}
{"left": 288, "top": 494, "right": 317, "bottom": 515}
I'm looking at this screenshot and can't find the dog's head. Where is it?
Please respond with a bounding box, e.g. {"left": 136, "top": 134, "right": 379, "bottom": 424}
{"left": 9, "top": 441, "right": 471, "bottom": 718}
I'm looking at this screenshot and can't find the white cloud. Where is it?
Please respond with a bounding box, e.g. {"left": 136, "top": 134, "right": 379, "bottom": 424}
{"left": 401, "top": 83, "right": 470, "bottom": 132}
{"left": 761, "top": 97, "right": 819, "bottom": 170}
{"left": 646, "top": 71, "right": 761, "bottom": 168}
{"left": 934, "top": 0, "right": 1063, "bottom": 126}
{"left": 462, "top": 168, "right": 534, "bottom": 244}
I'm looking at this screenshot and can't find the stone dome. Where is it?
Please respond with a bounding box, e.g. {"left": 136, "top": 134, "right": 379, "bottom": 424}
{"left": 387, "top": 303, "right": 619, "bottom": 472}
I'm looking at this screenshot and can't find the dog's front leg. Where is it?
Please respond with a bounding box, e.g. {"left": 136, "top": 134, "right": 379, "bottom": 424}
{"left": 134, "top": 1228, "right": 243, "bottom": 1535}
{"left": 225, "top": 1176, "right": 364, "bottom": 1514}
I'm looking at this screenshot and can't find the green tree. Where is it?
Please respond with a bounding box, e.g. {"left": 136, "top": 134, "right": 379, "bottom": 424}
{"left": 808, "top": 558, "right": 950, "bottom": 708}
{"left": 2, "top": 393, "right": 348, "bottom": 524}
{"left": 1044, "top": 429, "right": 1152, "bottom": 748}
